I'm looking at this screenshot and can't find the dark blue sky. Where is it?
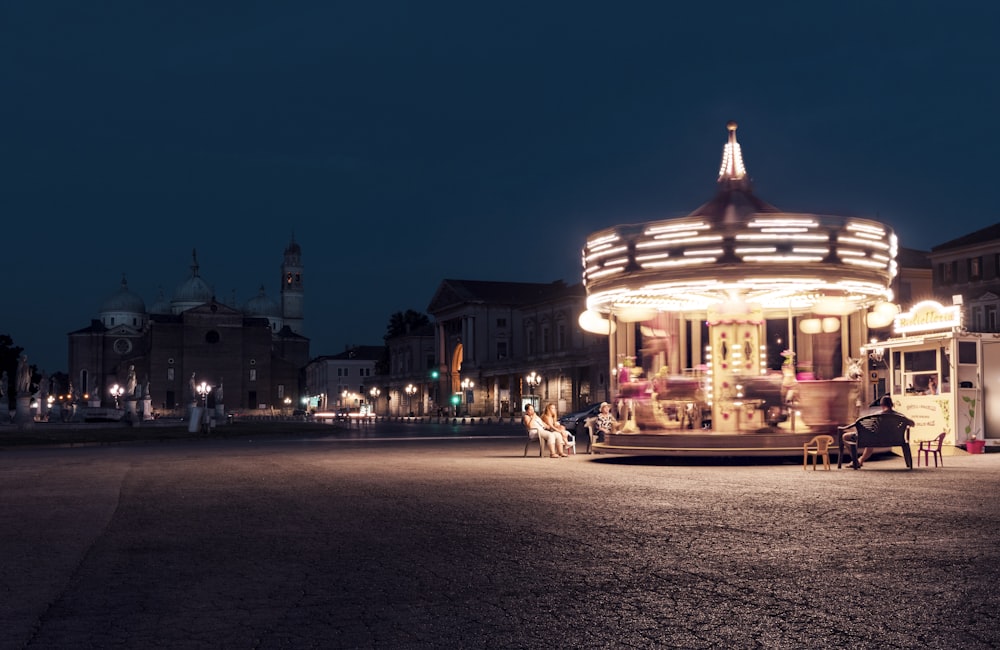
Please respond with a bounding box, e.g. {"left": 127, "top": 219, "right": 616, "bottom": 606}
{"left": 3, "top": 2, "right": 999, "bottom": 372}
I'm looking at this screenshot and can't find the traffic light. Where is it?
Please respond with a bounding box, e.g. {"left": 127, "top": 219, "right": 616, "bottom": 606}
{"left": 450, "top": 394, "right": 461, "bottom": 406}
{"left": 430, "top": 370, "right": 439, "bottom": 379}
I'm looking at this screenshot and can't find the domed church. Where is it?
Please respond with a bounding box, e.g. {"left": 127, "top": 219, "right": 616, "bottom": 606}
{"left": 68, "top": 240, "right": 309, "bottom": 413}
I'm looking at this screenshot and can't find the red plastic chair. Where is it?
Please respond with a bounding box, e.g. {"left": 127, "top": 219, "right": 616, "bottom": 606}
{"left": 918, "top": 432, "right": 947, "bottom": 468}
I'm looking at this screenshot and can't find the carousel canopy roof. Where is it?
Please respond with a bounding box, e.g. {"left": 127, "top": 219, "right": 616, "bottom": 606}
{"left": 581, "top": 123, "right": 897, "bottom": 317}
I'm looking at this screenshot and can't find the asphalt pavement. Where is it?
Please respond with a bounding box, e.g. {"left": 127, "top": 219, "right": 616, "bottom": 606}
{"left": 1, "top": 420, "right": 998, "bottom": 649}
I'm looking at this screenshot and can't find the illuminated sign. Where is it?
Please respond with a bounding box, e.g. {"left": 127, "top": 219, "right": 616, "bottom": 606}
{"left": 894, "top": 300, "right": 962, "bottom": 334}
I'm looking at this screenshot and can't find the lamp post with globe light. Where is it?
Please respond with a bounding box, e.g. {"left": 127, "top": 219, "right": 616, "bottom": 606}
{"left": 196, "top": 381, "right": 211, "bottom": 407}
{"left": 110, "top": 384, "right": 124, "bottom": 409}
{"left": 525, "top": 371, "right": 541, "bottom": 412}
{"left": 405, "top": 383, "right": 416, "bottom": 416}
{"left": 461, "top": 378, "right": 474, "bottom": 416}
{"left": 369, "top": 387, "right": 381, "bottom": 417}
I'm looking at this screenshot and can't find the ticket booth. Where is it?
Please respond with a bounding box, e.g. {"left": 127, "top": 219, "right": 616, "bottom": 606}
{"left": 863, "top": 300, "right": 1000, "bottom": 450}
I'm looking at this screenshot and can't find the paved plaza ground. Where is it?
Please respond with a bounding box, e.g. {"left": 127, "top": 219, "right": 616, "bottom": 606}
{"left": 1, "top": 420, "right": 998, "bottom": 648}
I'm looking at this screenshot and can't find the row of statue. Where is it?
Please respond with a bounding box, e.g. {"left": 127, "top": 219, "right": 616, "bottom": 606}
{"left": 0, "top": 354, "right": 35, "bottom": 399}
{"left": 3, "top": 357, "right": 223, "bottom": 406}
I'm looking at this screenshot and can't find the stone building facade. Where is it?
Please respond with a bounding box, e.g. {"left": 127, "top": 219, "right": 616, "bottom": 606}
{"left": 929, "top": 223, "right": 1000, "bottom": 332}
{"left": 405, "top": 279, "right": 609, "bottom": 417}
{"left": 68, "top": 241, "right": 309, "bottom": 413}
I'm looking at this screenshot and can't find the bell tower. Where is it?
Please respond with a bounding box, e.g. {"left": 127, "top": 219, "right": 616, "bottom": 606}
{"left": 281, "top": 235, "right": 304, "bottom": 335}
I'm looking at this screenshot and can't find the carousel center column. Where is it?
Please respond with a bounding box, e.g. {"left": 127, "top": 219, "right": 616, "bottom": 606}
{"left": 706, "top": 303, "right": 764, "bottom": 433}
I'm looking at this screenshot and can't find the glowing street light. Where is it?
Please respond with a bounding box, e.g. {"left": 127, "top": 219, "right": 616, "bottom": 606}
{"left": 196, "top": 381, "right": 211, "bottom": 406}
{"left": 461, "top": 378, "right": 474, "bottom": 415}
{"left": 110, "top": 383, "right": 124, "bottom": 409}
{"left": 405, "top": 383, "right": 416, "bottom": 416}
{"left": 369, "top": 387, "right": 381, "bottom": 416}
{"left": 525, "top": 371, "right": 541, "bottom": 412}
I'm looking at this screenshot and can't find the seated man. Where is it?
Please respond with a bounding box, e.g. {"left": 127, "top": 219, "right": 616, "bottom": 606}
{"left": 522, "top": 404, "right": 566, "bottom": 458}
{"left": 592, "top": 401, "right": 619, "bottom": 442}
{"left": 855, "top": 395, "right": 915, "bottom": 466}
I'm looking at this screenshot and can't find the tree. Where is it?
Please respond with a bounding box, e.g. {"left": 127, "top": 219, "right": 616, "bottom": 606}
{"left": 0, "top": 334, "right": 24, "bottom": 408}
{"left": 384, "top": 310, "right": 430, "bottom": 340}
{"left": 377, "top": 310, "right": 431, "bottom": 375}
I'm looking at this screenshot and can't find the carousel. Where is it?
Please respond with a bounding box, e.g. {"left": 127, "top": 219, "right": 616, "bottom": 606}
{"left": 581, "top": 122, "right": 900, "bottom": 456}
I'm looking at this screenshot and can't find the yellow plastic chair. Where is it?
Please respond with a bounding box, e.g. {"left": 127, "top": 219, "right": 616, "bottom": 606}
{"left": 803, "top": 434, "right": 835, "bottom": 470}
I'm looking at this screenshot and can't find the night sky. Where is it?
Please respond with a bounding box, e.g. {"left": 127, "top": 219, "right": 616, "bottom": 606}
{"left": 3, "top": 2, "right": 998, "bottom": 373}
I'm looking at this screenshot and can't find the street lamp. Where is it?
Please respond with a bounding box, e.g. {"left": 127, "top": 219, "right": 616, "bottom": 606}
{"left": 525, "top": 371, "right": 541, "bottom": 411}
{"left": 369, "top": 387, "right": 381, "bottom": 416}
{"left": 405, "top": 383, "right": 416, "bottom": 416}
{"left": 461, "top": 378, "right": 474, "bottom": 415}
{"left": 110, "top": 383, "right": 124, "bottom": 409}
{"left": 196, "top": 381, "right": 211, "bottom": 407}
{"left": 283, "top": 396, "right": 291, "bottom": 414}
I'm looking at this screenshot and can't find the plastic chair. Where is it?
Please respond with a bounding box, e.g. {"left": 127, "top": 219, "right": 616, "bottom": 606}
{"left": 583, "top": 417, "right": 599, "bottom": 454}
{"left": 523, "top": 427, "right": 544, "bottom": 457}
{"left": 918, "top": 432, "right": 946, "bottom": 467}
{"left": 803, "top": 434, "right": 835, "bottom": 470}
{"left": 562, "top": 432, "right": 577, "bottom": 455}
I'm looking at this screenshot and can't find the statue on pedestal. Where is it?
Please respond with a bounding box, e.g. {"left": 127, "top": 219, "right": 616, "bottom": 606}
{"left": 125, "top": 365, "right": 137, "bottom": 397}
{"left": 16, "top": 354, "right": 31, "bottom": 395}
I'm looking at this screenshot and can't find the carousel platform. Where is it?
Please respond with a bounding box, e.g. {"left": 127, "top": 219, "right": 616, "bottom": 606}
{"left": 594, "top": 428, "right": 842, "bottom": 457}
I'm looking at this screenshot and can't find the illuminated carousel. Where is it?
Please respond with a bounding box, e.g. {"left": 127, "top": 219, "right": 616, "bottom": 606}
{"left": 581, "top": 122, "right": 900, "bottom": 456}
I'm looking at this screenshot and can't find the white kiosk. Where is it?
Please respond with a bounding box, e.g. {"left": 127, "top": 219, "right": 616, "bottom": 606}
{"left": 863, "top": 299, "right": 999, "bottom": 452}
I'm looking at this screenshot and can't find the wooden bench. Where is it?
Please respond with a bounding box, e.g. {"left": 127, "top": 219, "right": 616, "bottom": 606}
{"left": 838, "top": 412, "right": 913, "bottom": 470}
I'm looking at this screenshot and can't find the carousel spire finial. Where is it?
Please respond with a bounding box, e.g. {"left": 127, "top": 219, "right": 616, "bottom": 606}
{"left": 717, "top": 121, "right": 749, "bottom": 185}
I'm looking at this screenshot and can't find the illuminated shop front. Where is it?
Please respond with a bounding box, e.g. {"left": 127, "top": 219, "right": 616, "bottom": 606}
{"left": 580, "top": 123, "right": 899, "bottom": 455}
{"left": 863, "top": 299, "right": 999, "bottom": 452}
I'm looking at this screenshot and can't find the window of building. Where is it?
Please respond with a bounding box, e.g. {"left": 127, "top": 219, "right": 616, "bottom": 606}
{"left": 556, "top": 323, "right": 566, "bottom": 351}
{"left": 939, "top": 263, "right": 950, "bottom": 284}
{"left": 426, "top": 355, "right": 435, "bottom": 370}
{"left": 987, "top": 305, "right": 998, "bottom": 332}
{"left": 249, "top": 369, "right": 257, "bottom": 382}
{"left": 951, "top": 260, "right": 959, "bottom": 283}
{"left": 970, "top": 256, "right": 982, "bottom": 282}
{"left": 496, "top": 341, "right": 508, "bottom": 360}
{"left": 972, "top": 307, "right": 983, "bottom": 330}
{"left": 541, "top": 326, "right": 550, "bottom": 353}
{"left": 526, "top": 330, "right": 536, "bottom": 356}
{"left": 496, "top": 318, "right": 507, "bottom": 327}
{"left": 278, "top": 384, "right": 285, "bottom": 399}
{"left": 167, "top": 368, "right": 174, "bottom": 381}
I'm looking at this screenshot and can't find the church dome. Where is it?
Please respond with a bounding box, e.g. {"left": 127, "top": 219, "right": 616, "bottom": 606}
{"left": 99, "top": 274, "right": 146, "bottom": 329}
{"left": 149, "top": 287, "right": 171, "bottom": 315}
{"left": 172, "top": 275, "right": 213, "bottom": 303}
{"left": 171, "top": 249, "right": 214, "bottom": 313}
{"left": 100, "top": 275, "right": 146, "bottom": 314}
{"left": 243, "top": 285, "right": 280, "bottom": 317}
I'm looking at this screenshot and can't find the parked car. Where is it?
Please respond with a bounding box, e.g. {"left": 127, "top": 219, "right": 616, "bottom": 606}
{"left": 558, "top": 403, "right": 603, "bottom": 433}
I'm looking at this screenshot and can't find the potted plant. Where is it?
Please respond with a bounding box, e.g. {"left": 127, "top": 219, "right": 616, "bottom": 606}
{"left": 967, "top": 433, "right": 986, "bottom": 454}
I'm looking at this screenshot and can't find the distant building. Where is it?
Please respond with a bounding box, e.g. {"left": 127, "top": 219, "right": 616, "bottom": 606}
{"left": 397, "top": 279, "right": 608, "bottom": 417}
{"left": 303, "top": 345, "right": 382, "bottom": 412}
{"left": 68, "top": 241, "right": 309, "bottom": 412}
{"left": 929, "top": 223, "right": 1000, "bottom": 332}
